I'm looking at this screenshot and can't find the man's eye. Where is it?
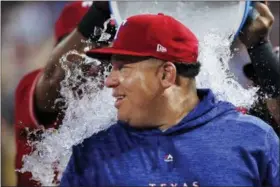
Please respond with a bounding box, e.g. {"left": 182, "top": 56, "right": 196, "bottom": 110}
{"left": 111, "top": 62, "right": 128, "bottom": 71}
{"left": 118, "top": 64, "right": 125, "bottom": 70}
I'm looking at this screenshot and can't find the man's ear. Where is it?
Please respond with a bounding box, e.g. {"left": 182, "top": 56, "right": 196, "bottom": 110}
{"left": 158, "top": 61, "right": 177, "bottom": 89}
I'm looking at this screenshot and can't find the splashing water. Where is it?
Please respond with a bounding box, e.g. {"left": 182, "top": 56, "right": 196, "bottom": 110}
{"left": 197, "top": 31, "right": 258, "bottom": 107}
{"left": 20, "top": 2, "right": 259, "bottom": 186}
{"left": 19, "top": 50, "right": 117, "bottom": 186}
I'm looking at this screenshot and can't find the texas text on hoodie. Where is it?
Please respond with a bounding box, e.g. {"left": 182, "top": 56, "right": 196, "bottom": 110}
{"left": 60, "top": 89, "right": 279, "bottom": 187}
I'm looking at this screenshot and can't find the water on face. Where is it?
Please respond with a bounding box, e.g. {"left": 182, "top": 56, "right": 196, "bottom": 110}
{"left": 19, "top": 2, "right": 258, "bottom": 185}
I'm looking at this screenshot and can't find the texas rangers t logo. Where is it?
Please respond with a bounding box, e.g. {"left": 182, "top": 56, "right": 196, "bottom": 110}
{"left": 114, "top": 19, "right": 127, "bottom": 40}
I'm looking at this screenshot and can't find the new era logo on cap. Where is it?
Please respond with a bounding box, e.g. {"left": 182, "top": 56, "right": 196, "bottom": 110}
{"left": 156, "top": 44, "right": 167, "bottom": 53}
{"left": 87, "top": 13, "right": 198, "bottom": 64}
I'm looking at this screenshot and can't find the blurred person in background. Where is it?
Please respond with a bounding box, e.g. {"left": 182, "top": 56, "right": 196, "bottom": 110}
{"left": 14, "top": 1, "right": 116, "bottom": 186}
{"left": 238, "top": 2, "right": 280, "bottom": 135}
{"left": 1, "top": 1, "right": 67, "bottom": 126}
{"left": 1, "top": 2, "right": 64, "bottom": 186}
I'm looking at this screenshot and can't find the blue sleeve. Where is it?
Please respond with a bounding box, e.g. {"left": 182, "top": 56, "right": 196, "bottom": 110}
{"left": 265, "top": 128, "right": 280, "bottom": 186}
{"left": 60, "top": 147, "right": 84, "bottom": 187}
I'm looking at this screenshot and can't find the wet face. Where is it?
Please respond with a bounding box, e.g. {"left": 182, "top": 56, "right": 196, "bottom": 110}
{"left": 105, "top": 55, "right": 172, "bottom": 127}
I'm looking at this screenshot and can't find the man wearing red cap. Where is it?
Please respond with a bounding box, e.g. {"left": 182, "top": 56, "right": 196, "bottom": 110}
{"left": 14, "top": 1, "right": 116, "bottom": 186}
{"left": 60, "top": 13, "right": 279, "bottom": 186}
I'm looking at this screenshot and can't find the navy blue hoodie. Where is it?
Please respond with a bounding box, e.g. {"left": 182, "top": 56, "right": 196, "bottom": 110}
{"left": 60, "top": 89, "right": 279, "bottom": 186}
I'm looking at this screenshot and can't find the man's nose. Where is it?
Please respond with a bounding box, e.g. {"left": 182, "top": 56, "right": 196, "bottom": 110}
{"left": 105, "top": 70, "right": 119, "bottom": 88}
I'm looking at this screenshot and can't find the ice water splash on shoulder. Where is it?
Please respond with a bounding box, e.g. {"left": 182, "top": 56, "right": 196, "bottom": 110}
{"left": 197, "top": 30, "right": 258, "bottom": 107}
{"left": 19, "top": 50, "right": 117, "bottom": 186}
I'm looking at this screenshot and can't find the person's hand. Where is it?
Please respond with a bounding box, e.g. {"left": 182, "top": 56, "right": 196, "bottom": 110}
{"left": 92, "top": 1, "right": 110, "bottom": 14}
{"left": 239, "top": 2, "right": 274, "bottom": 48}
{"left": 78, "top": 1, "right": 115, "bottom": 41}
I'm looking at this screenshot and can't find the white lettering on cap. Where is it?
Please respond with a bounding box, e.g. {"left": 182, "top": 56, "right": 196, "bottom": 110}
{"left": 114, "top": 19, "right": 127, "bottom": 40}
{"left": 82, "top": 1, "right": 93, "bottom": 7}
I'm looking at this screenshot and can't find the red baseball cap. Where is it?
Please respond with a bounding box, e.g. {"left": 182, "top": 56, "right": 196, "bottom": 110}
{"left": 54, "top": 1, "right": 91, "bottom": 42}
{"left": 86, "top": 13, "right": 199, "bottom": 63}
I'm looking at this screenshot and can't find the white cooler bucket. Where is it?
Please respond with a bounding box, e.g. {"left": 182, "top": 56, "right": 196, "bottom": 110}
{"left": 109, "top": 1, "right": 252, "bottom": 40}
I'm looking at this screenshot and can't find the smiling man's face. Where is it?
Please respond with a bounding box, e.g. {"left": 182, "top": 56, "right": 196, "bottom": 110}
{"left": 105, "top": 55, "right": 166, "bottom": 127}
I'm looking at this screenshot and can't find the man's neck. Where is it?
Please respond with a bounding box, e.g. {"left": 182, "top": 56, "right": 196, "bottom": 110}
{"left": 158, "top": 87, "right": 199, "bottom": 131}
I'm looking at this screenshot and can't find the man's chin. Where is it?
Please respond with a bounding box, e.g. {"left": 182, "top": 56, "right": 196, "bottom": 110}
{"left": 117, "top": 113, "right": 128, "bottom": 123}
{"left": 117, "top": 113, "right": 151, "bottom": 128}
{"left": 117, "top": 116, "right": 138, "bottom": 128}
{"left": 118, "top": 118, "right": 149, "bottom": 129}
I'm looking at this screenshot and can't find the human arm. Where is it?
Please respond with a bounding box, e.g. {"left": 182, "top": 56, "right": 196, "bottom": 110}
{"left": 35, "top": 2, "right": 113, "bottom": 113}
{"left": 239, "top": 2, "right": 280, "bottom": 124}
